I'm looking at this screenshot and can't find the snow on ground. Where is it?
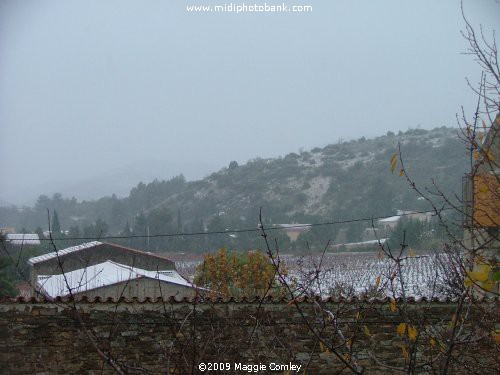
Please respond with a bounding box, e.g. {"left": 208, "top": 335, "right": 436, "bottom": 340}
{"left": 174, "top": 251, "right": 458, "bottom": 298}
{"left": 284, "top": 252, "right": 457, "bottom": 298}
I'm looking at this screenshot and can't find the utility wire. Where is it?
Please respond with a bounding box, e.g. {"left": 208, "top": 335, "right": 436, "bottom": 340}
{"left": 7, "top": 208, "right": 450, "bottom": 242}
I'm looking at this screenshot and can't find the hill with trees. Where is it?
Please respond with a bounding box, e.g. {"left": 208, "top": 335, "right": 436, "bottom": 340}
{"left": 0, "top": 126, "right": 467, "bottom": 253}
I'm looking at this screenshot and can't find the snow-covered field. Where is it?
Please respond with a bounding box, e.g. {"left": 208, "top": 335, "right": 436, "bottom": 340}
{"left": 175, "top": 251, "right": 460, "bottom": 298}
{"left": 283, "top": 252, "right": 459, "bottom": 298}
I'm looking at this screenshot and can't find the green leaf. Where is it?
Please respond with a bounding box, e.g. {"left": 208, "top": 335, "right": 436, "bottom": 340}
{"left": 492, "top": 271, "right": 500, "bottom": 282}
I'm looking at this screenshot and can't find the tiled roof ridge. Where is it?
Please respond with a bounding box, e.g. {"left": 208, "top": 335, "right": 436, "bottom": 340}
{"left": 1, "top": 295, "right": 496, "bottom": 304}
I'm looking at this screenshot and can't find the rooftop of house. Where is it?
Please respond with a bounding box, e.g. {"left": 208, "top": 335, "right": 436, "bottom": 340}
{"left": 28, "top": 241, "right": 176, "bottom": 274}
{"left": 378, "top": 216, "right": 400, "bottom": 223}
{"left": 5, "top": 233, "right": 40, "bottom": 246}
{"left": 28, "top": 241, "right": 102, "bottom": 265}
{"left": 36, "top": 260, "right": 192, "bottom": 298}
{"left": 277, "top": 224, "right": 311, "bottom": 232}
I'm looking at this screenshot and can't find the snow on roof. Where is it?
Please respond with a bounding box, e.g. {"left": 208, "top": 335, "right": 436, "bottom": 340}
{"left": 278, "top": 224, "right": 311, "bottom": 228}
{"left": 378, "top": 216, "right": 400, "bottom": 223}
{"left": 6, "top": 233, "right": 40, "bottom": 246}
{"left": 278, "top": 224, "right": 311, "bottom": 232}
{"left": 37, "top": 260, "right": 193, "bottom": 298}
{"left": 342, "top": 238, "right": 388, "bottom": 246}
{"left": 28, "top": 241, "right": 102, "bottom": 265}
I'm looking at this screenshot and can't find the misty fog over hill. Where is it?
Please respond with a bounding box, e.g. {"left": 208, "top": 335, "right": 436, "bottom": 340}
{"left": 1, "top": 1, "right": 496, "bottom": 215}
{"left": 0, "top": 160, "right": 216, "bottom": 207}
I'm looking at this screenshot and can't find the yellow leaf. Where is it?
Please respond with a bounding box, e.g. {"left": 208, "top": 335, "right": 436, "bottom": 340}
{"left": 468, "top": 265, "right": 491, "bottom": 282}
{"left": 343, "top": 352, "right": 350, "bottom": 361}
{"left": 319, "top": 342, "right": 326, "bottom": 352}
{"left": 464, "top": 276, "right": 474, "bottom": 287}
{"left": 401, "top": 345, "right": 409, "bottom": 360}
{"left": 363, "top": 325, "right": 371, "bottom": 337}
{"left": 390, "top": 299, "right": 397, "bottom": 312}
{"left": 430, "top": 338, "right": 437, "bottom": 347}
{"left": 479, "top": 184, "right": 489, "bottom": 193}
{"left": 355, "top": 311, "right": 361, "bottom": 320}
{"left": 408, "top": 325, "right": 418, "bottom": 341}
{"left": 486, "top": 150, "right": 495, "bottom": 161}
{"left": 408, "top": 248, "right": 415, "bottom": 257}
{"left": 399, "top": 168, "right": 404, "bottom": 177}
{"left": 493, "top": 331, "right": 500, "bottom": 345}
{"left": 449, "top": 314, "right": 457, "bottom": 328}
{"left": 375, "top": 276, "right": 381, "bottom": 288}
{"left": 477, "top": 263, "right": 491, "bottom": 272}
{"left": 473, "top": 151, "right": 480, "bottom": 160}
{"left": 390, "top": 153, "right": 398, "bottom": 173}
{"left": 396, "top": 323, "right": 406, "bottom": 336}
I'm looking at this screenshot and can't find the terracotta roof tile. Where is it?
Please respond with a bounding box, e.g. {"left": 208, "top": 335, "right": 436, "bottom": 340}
{"left": 2, "top": 295, "right": 495, "bottom": 304}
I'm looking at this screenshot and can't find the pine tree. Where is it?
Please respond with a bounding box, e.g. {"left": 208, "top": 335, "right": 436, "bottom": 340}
{"left": 0, "top": 256, "right": 17, "bottom": 298}
{"left": 51, "top": 210, "right": 61, "bottom": 238}
{"left": 177, "top": 209, "right": 182, "bottom": 232}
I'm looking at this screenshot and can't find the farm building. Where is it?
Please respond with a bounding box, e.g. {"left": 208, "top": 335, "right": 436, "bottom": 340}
{"left": 27, "top": 241, "right": 197, "bottom": 300}
{"left": 278, "top": 223, "right": 311, "bottom": 241}
{"left": 4, "top": 233, "right": 40, "bottom": 246}
{"left": 378, "top": 215, "right": 400, "bottom": 230}
{"left": 378, "top": 210, "right": 432, "bottom": 230}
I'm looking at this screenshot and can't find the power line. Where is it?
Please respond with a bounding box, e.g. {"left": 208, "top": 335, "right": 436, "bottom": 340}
{"left": 3, "top": 209, "right": 448, "bottom": 242}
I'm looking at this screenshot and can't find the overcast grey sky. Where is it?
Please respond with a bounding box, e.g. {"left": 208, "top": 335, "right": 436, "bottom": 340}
{"left": 0, "top": 0, "right": 498, "bottom": 204}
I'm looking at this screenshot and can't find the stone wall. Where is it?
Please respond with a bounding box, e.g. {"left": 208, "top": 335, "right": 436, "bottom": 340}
{"left": 0, "top": 298, "right": 497, "bottom": 374}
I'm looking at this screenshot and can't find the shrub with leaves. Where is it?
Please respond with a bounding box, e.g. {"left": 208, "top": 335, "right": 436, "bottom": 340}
{"left": 194, "top": 248, "right": 285, "bottom": 298}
